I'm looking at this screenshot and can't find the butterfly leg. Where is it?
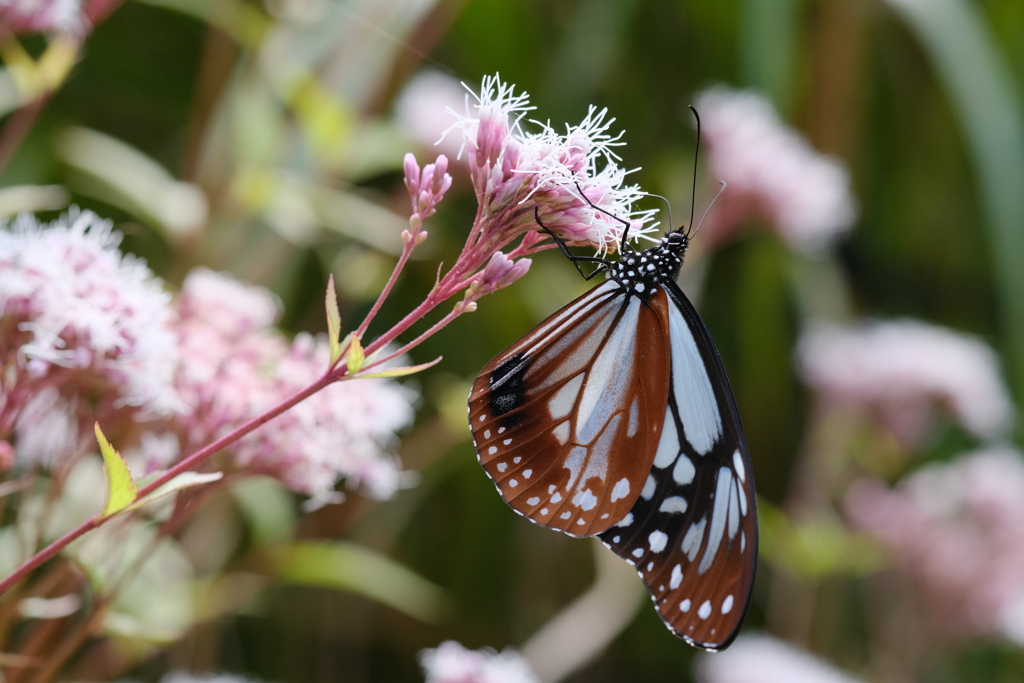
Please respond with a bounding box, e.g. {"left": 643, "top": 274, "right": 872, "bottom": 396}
{"left": 573, "top": 182, "right": 634, "bottom": 251}
{"left": 534, "top": 207, "right": 610, "bottom": 281}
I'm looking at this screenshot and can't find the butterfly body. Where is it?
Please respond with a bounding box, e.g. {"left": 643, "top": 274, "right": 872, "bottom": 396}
{"left": 469, "top": 230, "right": 756, "bottom": 651}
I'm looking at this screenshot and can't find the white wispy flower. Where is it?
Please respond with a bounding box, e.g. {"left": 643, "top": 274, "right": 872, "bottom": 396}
{"left": 443, "top": 74, "right": 658, "bottom": 256}
{"left": 696, "top": 87, "right": 857, "bottom": 254}
{"left": 695, "top": 634, "right": 865, "bottom": 683}
{"left": 419, "top": 640, "right": 540, "bottom": 683}
{"left": 797, "top": 319, "right": 1012, "bottom": 444}
{"left": 0, "top": 208, "right": 182, "bottom": 417}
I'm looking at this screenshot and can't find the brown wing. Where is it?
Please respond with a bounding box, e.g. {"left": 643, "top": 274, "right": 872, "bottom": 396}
{"left": 468, "top": 280, "right": 672, "bottom": 537}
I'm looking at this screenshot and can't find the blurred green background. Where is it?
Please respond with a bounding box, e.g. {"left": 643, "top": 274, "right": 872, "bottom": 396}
{"left": 3, "top": 0, "right": 1024, "bottom": 681}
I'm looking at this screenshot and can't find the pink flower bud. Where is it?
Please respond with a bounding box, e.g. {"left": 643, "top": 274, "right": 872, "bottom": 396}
{"left": 403, "top": 153, "right": 421, "bottom": 196}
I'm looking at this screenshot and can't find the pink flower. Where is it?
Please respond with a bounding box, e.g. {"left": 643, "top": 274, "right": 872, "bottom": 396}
{"left": 419, "top": 641, "right": 540, "bottom": 683}
{"left": 797, "top": 320, "right": 1012, "bottom": 444}
{"left": 846, "top": 447, "right": 1024, "bottom": 643}
{"left": 169, "top": 269, "right": 416, "bottom": 503}
{"left": 695, "top": 635, "right": 865, "bottom": 683}
{"left": 478, "top": 251, "right": 531, "bottom": 296}
{"left": 445, "top": 75, "right": 657, "bottom": 256}
{"left": 0, "top": 0, "right": 87, "bottom": 35}
{"left": 695, "top": 87, "right": 856, "bottom": 254}
{"left": 0, "top": 209, "right": 181, "bottom": 450}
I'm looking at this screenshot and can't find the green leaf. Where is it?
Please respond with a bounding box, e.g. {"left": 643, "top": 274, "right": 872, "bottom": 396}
{"left": 357, "top": 356, "right": 442, "bottom": 379}
{"left": 125, "top": 471, "right": 224, "bottom": 513}
{"left": 346, "top": 334, "right": 365, "bottom": 375}
{"left": 95, "top": 423, "right": 138, "bottom": 519}
{"left": 325, "top": 274, "right": 342, "bottom": 364}
{"left": 271, "top": 541, "right": 451, "bottom": 623}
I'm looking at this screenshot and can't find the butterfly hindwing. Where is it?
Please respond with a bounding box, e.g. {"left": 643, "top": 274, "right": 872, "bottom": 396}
{"left": 469, "top": 281, "right": 672, "bottom": 537}
{"left": 599, "top": 280, "right": 756, "bottom": 650}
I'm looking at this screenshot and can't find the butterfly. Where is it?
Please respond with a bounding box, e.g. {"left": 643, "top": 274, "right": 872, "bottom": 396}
{"left": 467, "top": 177, "right": 756, "bottom": 650}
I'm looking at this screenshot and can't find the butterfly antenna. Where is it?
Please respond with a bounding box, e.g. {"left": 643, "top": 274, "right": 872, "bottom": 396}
{"left": 687, "top": 104, "right": 701, "bottom": 235}
{"left": 691, "top": 180, "right": 727, "bottom": 238}
{"left": 643, "top": 192, "right": 674, "bottom": 237}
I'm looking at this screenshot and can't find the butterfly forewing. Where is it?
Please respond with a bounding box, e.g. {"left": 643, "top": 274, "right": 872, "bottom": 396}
{"left": 599, "top": 281, "right": 756, "bottom": 650}
{"left": 469, "top": 281, "right": 672, "bottom": 537}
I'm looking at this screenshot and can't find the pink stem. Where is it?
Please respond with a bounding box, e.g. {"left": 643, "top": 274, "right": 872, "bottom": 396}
{"left": 362, "top": 306, "right": 466, "bottom": 372}
{"left": 354, "top": 239, "right": 416, "bottom": 340}
{"left": 0, "top": 371, "right": 335, "bottom": 596}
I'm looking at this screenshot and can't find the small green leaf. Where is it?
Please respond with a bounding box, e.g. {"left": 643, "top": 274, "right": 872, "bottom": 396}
{"left": 125, "top": 471, "right": 224, "bottom": 513}
{"left": 272, "top": 541, "right": 451, "bottom": 623}
{"left": 325, "top": 275, "right": 342, "bottom": 364}
{"left": 346, "top": 334, "right": 365, "bottom": 375}
{"left": 357, "top": 356, "right": 442, "bottom": 379}
{"left": 95, "top": 423, "right": 138, "bottom": 519}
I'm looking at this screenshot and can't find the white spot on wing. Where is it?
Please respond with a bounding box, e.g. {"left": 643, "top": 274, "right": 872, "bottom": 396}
{"left": 722, "top": 595, "right": 734, "bottom": 614}
{"left": 641, "top": 474, "right": 656, "bottom": 500}
{"left": 672, "top": 454, "right": 695, "bottom": 485}
{"left": 503, "top": 438, "right": 512, "bottom": 445}
{"left": 632, "top": 548, "right": 644, "bottom": 558}
{"left": 484, "top": 430, "right": 491, "bottom": 439}
{"left": 648, "top": 531, "right": 668, "bottom": 553}
{"left": 670, "top": 564, "right": 683, "bottom": 589}
{"left": 733, "top": 450, "right": 745, "bottom": 482}
{"left": 699, "top": 467, "right": 733, "bottom": 574}
{"left": 652, "top": 405, "right": 678, "bottom": 468}
{"left": 488, "top": 446, "right": 497, "bottom": 455}
{"left": 667, "top": 302, "right": 722, "bottom": 454}
{"left": 509, "top": 479, "right": 518, "bottom": 488}
{"left": 627, "top": 396, "right": 640, "bottom": 437}
{"left": 680, "top": 599, "right": 691, "bottom": 612}
{"left": 682, "top": 517, "right": 706, "bottom": 561}
{"left": 659, "top": 496, "right": 688, "bottom": 514}
{"left": 551, "top": 492, "right": 563, "bottom": 504}
{"left": 497, "top": 463, "right": 507, "bottom": 473}
{"left": 614, "top": 512, "right": 633, "bottom": 527}
{"left": 549, "top": 374, "right": 584, "bottom": 420}
{"left": 524, "top": 469, "right": 532, "bottom": 479}
{"left": 526, "top": 497, "right": 540, "bottom": 506}
{"left": 610, "top": 478, "right": 630, "bottom": 502}
{"left": 698, "top": 600, "right": 712, "bottom": 619}
{"left": 573, "top": 489, "right": 598, "bottom": 511}
{"left": 553, "top": 421, "right": 570, "bottom": 444}
{"left": 728, "top": 480, "right": 740, "bottom": 540}
{"left": 560, "top": 511, "right": 571, "bottom": 519}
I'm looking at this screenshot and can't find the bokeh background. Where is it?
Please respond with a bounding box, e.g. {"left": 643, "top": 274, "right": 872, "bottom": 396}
{"left": 3, "top": 0, "right": 1024, "bottom": 681}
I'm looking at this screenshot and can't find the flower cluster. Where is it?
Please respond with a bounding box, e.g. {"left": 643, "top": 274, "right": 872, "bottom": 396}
{"left": 846, "top": 447, "right": 1024, "bottom": 644}
{"left": 0, "top": 0, "right": 86, "bottom": 35}
{"left": 797, "top": 319, "right": 1012, "bottom": 445}
{"left": 419, "top": 641, "right": 540, "bottom": 683}
{"left": 695, "top": 87, "right": 856, "bottom": 254}
{"left": 445, "top": 74, "right": 657, "bottom": 257}
{"left": 695, "top": 635, "right": 865, "bottom": 683}
{"left": 0, "top": 209, "right": 181, "bottom": 464}
{"left": 169, "top": 268, "right": 416, "bottom": 503}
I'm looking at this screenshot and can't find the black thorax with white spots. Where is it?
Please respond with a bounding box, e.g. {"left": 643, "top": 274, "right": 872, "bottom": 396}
{"left": 608, "top": 231, "right": 689, "bottom": 301}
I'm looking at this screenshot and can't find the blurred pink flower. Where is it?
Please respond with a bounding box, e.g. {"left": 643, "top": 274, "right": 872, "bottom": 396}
{"left": 0, "top": 0, "right": 86, "bottom": 34}
{"left": 419, "top": 640, "right": 540, "bottom": 683}
{"left": 404, "top": 152, "right": 453, "bottom": 230}
{"left": 395, "top": 70, "right": 468, "bottom": 160}
{"left": 444, "top": 75, "right": 657, "bottom": 256}
{"left": 846, "top": 447, "right": 1024, "bottom": 644}
{"left": 695, "top": 87, "right": 856, "bottom": 254}
{"left": 695, "top": 634, "right": 865, "bottom": 683}
{"left": 170, "top": 269, "right": 415, "bottom": 503}
{"left": 0, "top": 209, "right": 181, "bottom": 453}
{"left": 797, "top": 320, "right": 1012, "bottom": 444}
